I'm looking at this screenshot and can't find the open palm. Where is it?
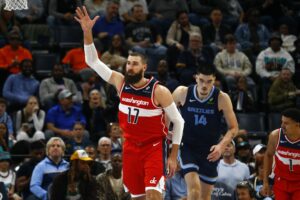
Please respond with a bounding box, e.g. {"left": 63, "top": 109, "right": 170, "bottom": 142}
{"left": 74, "top": 6, "right": 99, "bottom": 32}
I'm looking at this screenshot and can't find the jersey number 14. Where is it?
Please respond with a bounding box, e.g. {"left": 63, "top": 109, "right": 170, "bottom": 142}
{"left": 194, "top": 114, "right": 207, "bottom": 126}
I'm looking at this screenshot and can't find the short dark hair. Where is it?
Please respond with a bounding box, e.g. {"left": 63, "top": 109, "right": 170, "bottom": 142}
{"left": 224, "top": 34, "right": 236, "bottom": 43}
{"left": 176, "top": 10, "right": 188, "bottom": 19}
{"left": 0, "top": 98, "right": 7, "bottom": 106}
{"left": 129, "top": 51, "right": 148, "bottom": 64}
{"left": 196, "top": 65, "right": 216, "bottom": 76}
{"left": 131, "top": 4, "right": 143, "bottom": 12}
{"left": 236, "top": 181, "right": 255, "bottom": 198}
{"left": 30, "top": 140, "right": 45, "bottom": 151}
{"left": 282, "top": 108, "right": 300, "bottom": 123}
{"left": 20, "top": 59, "right": 33, "bottom": 69}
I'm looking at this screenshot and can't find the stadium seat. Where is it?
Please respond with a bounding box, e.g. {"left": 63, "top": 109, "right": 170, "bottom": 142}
{"left": 236, "top": 113, "right": 267, "bottom": 139}
{"left": 57, "top": 26, "right": 82, "bottom": 48}
{"left": 268, "top": 112, "right": 281, "bottom": 132}
{"left": 33, "top": 53, "right": 58, "bottom": 78}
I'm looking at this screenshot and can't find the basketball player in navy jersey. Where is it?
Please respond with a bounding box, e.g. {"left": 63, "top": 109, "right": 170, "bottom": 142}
{"left": 75, "top": 6, "right": 184, "bottom": 200}
{"left": 262, "top": 108, "right": 300, "bottom": 200}
{"left": 172, "top": 66, "right": 238, "bottom": 200}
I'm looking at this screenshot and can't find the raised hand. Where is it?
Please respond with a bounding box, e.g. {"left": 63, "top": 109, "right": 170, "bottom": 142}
{"left": 74, "top": 6, "right": 99, "bottom": 33}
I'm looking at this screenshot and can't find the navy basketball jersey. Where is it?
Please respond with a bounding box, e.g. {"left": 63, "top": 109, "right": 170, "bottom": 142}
{"left": 180, "top": 85, "right": 223, "bottom": 151}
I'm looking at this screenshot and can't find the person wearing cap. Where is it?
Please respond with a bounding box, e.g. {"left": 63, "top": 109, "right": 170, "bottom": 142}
{"left": 45, "top": 89, "right": 86, "bottom": 140}
{"left": 0, "top": 150, "right": 20, "bottom": 200}
{"left": 235, "top": 141, "right": 254, "bottom": 174}
{"left": 212, "top": 140, "right": 250, "bottom": 200}
{"left": 96, "top": 149, "right": 131, "bottom": 200}
{"left": 50, "top": 149, "right": 99, "bottom": 200}
{"left": 248, "top": 144, "right": 274, "bottom": 200}
{"left": 39, "top": 64, "right": 82, "bottom": 110}
{"left": 30, "top": 137, "right": 69, "bottom": 200}
{"left": 256, "top": 33, "right": 295, "bottom": 104}
{"left": 262, "top": 108, "right": 300, "bottom": 199}
{"left": 268, "top": 67, "right": 300, "bottom": 112}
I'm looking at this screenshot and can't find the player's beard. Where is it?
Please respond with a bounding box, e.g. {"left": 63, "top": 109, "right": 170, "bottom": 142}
{"left": 125, "top": 69, "right": 143, "bottom": 84}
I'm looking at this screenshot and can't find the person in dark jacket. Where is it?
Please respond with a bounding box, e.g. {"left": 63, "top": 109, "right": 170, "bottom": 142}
{"left": 50, "top": 149, "right": 99, "bottom": 200}
{"left": 96, "top": 149, "right": 130, "bottom": 200}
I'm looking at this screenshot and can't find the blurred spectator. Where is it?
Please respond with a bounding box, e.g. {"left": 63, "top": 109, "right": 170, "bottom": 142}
{"left": 256, "top": 34, "right": 295, "bottom": 104}
{"left": 39, "top": 64, "right": 82, "bottom": 110}
{"left": 202, "top": 8, "right": 232, "bottom": 55}
{"left": 125, "top": 4, "right": 167, "bottom": 71}
{"left": 0, "top": 98, "right": 14, "bottom": 138}
{"left": 2, "top": 59, "right": 39, "bottom": 112}
{"left": 291, "top": 38, "right": 300, "bottom": 88}
{"left": 0, "top": 123, "right": 9, "bottom": 151}
{"left": 47, "top": 0, "right": 82, "bottom": 42}
{"left": 0, "top": 30, "right": 32, "bottom": 74}
{"left": 45, "top": 89, "right": 86, "bottom": 140}
{"left": 96, "top": 149, "right": 130, "bottom": 200}
{"left": 148, "top": 0, "right": 188, "bottom": 38}
{"left": 119, "top": 0, "right": 148, "bottom": 23}
{"left": 0, "top": 6, "right": 19, "bottom": 46}
{"left": 79, "top": 69, "right": 107, "bottom": 103}
{"left": 92, "top": 1, "right": 124, "bottom": 51}
{"left": 235, "top": 181, "right": 256, "bottom": 200}
{"left": 212, "top": 140, "right": 250, "bottom": 200}
{"left": 214, "top": 34, "right": 253, "bottom": 91}
{"left": 248, "top": 144, "right": 274, "bottom": 199}
{"left": 82, "top": 89, "right": 108, "bottom": 144}
{"left": 166, "top": 10, "right": 201, "bottom": 71}
{"left": 268, "top": 68, "right": 300, "bottom": 112}
{"left": 235, "top": 141, "right": 254, "bottom": 174}
{"left": 176, "top": 32, "right": 214, "bottom": 86}
{"left": 154, "top": 60, "right": 179, "bottom": 93}
{"left": 85, "top": 145, "right": 106, "bottom": 176}
{"left": 0, "top": 150, "right": 21, "bottom": 200}
{"left": 188, "top": 0, "right": 212, "bottom": 28}
{"left": 15, "top": 0, "right": 45, "bottom": 24}
{"left": 100, "top": 34, "right": 128, "bottom": 72}
{"left": 15, "top": 96, "right": 45, "bottom": 142}
{"left": 208, "top": 0, "right": 243, "bottom": 30}
{"left": 164, "top": 162, "right": 187, "bottom": 200}
{"left": 15, "top": 140, "right": 45, "bottom": 200}
{"left": 235, "top": 9, "right": 270, "bottom": 58}
{"left": 62, "top": 43, "right": 102, "bottom": 74}
{"left": 229, "top": 76, "right": 256, "bottom": 113}
{"left": 30, "top": 137, "right": 69, "bottom": 200}
{"left": 96, "top": 137, "right": 112, "bottom": 170}
{"left": 259, "top": 0, "right": 296, "bottom": 32}
{"left": 65, "top": 122, "right": 91, "bottom": 156}
{"left": 84, "top": 0, "right": 108, "bottom": 17}
{"left": 107, "top": 123, "right": 122, "bottom": 151}
{"left": 50, "top": 149, "right": 99, "bottom": 200}
{"left": 279, "top": 23, "right": 297, "bottom": 52}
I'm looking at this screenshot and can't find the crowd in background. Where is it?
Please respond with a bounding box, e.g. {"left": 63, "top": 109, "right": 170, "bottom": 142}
{"left": 0, "top": 0, "right": 299, "bottom": 199}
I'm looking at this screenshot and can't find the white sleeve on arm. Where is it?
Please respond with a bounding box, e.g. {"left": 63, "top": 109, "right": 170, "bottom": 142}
{"left": 163, "top": 102, "right": 184, "bottom": 145}
{"left": 84, "top": 43, "right": 112, "bottom": 82}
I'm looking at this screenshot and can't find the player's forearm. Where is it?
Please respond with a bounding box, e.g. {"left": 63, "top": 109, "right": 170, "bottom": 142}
{"left": 169, "top": 144, "right": 179, "bottom": 159}
{"left": 83, "top": 30, "right": 93, "bottom": 45}
{"left": 219, "top": 128, "right": 238, "bottom": 148}
{"left": 263, "top": 154, "right": 273, "bottom": 185}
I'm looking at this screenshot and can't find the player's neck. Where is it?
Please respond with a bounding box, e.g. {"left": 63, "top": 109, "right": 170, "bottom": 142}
{"left": 285, "top": 131, "right": 300, "bottom": 142}
{"left": 131, "top": 77, "right": 148, "bottom": 88}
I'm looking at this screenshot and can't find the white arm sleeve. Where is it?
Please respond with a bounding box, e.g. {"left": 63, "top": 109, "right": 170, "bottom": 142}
{"left": 163, "top": 102, "right": 184, "bottom": 145}
{"left": 84, "top": 43, "right": 112, "bottom": 82}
